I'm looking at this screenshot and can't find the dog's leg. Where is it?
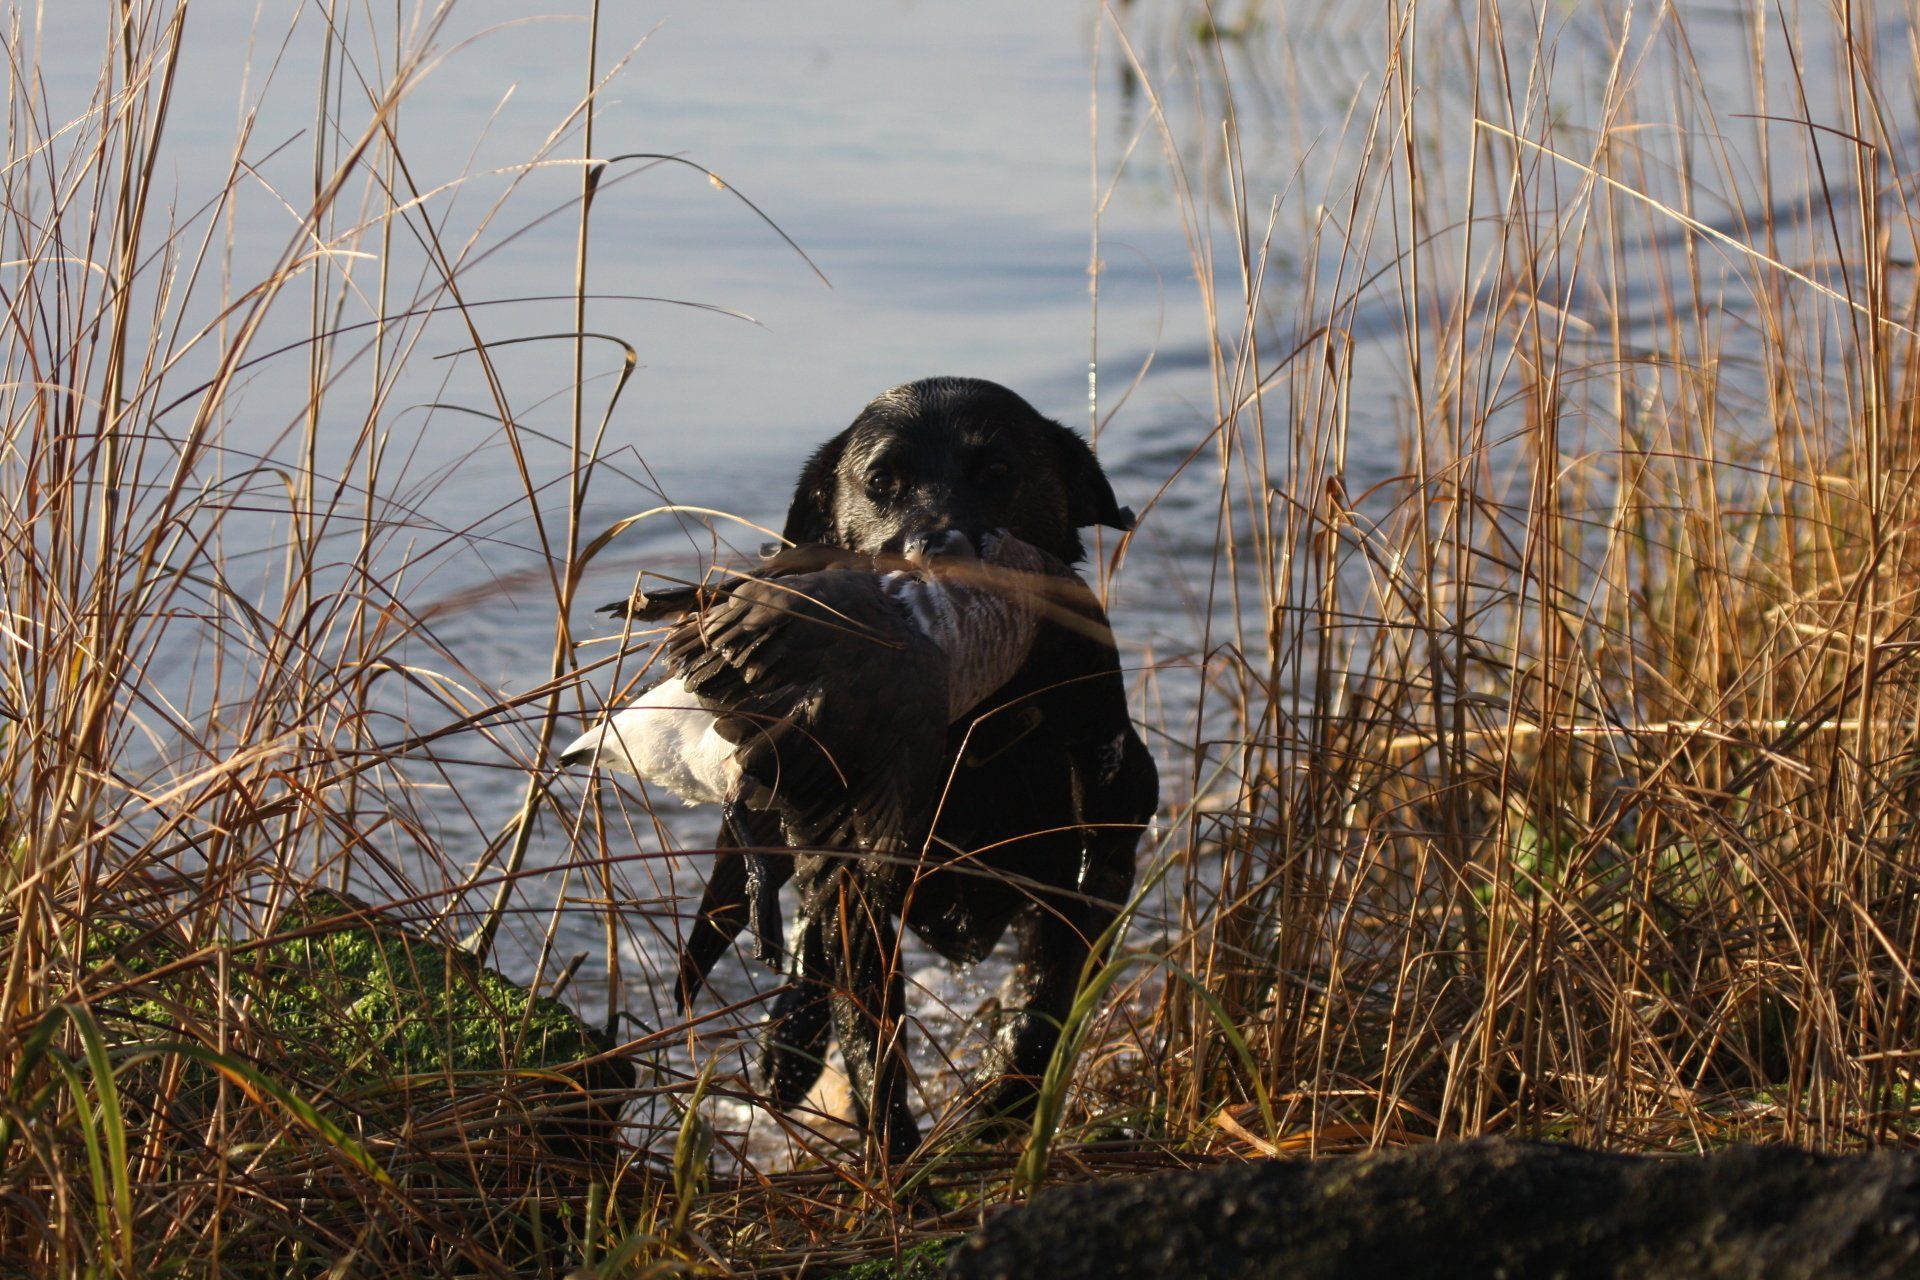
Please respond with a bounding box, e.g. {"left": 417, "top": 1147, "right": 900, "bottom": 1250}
{"left": 971, "top": 733, "right": 1152, "bottom": 1127}
{"left": 971, "top": 900, "right": 1098, "bottom": 1128}
{"left": 823, "top": 862, "right": 920, "bottom": 1165}
{"left": 760, "top": 964, "right": 834, "bottom": 1111}
{"left": 760, "top": 856, "right": 836, "bottom": 1108}
{"left": 675, "top": 806, "right": 791, "bottom": 1011}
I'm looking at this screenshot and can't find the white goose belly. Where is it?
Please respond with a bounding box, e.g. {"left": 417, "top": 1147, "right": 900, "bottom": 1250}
{"left": 559, "top": 676, "right": 739, "bottom": 804}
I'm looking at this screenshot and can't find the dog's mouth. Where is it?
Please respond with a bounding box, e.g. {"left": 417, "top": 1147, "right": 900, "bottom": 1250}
{"left": 901, "top": 527, "right": 981, "bottom": 567}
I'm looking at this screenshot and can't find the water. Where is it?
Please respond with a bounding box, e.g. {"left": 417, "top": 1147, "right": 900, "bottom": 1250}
{"left": 25, "top": 0, "right": 1905, "bottom": 1157}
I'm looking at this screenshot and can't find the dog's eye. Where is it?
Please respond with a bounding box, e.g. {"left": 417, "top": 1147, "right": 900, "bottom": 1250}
{"left": 981, "top": 459, "right": 1012, "bottom": 482}
{"left": 865, "top": 469, "right": 895, "bottom": 498}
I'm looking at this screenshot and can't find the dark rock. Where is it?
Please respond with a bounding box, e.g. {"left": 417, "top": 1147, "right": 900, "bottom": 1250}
{"left": 942, "top": 1138, "right": 1920, "bottom": 1280}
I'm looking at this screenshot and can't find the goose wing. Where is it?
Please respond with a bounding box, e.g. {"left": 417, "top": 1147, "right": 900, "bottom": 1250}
{"left": 598, "top": 544, "right": 898, "bottom": 622}
{"left": 664, "top": 570, "right": 951, "bottom": 853}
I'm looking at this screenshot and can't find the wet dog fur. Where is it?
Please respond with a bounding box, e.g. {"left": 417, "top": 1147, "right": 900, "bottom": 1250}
{"left": 676, "top": 376, "right": 1159, "bottom": 1162}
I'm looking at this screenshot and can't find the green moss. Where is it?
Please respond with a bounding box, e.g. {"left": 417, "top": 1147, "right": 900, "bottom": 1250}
{"left": 832, "top": 1237, "right": 955, "bottom": 1280}
{"left": 255, "top": 890, "right": 604, "bottom": 1082}
{"left": 82, "top": 889, "right": 630, "bottom": 1143}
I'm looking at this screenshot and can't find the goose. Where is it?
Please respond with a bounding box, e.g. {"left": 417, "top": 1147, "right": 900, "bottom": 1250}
{"left": 558, "top": 530, "right": 1067, "bottom": 962}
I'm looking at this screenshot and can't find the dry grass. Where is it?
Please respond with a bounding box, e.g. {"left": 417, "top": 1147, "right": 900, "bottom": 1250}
{"left": 7, "top": 0, "right": 1920, "bottom": 1275}
{"left": 0, "top": 2, "right": 694, "bottom": 1273}
{"left": 1054, "top": 0, "right": 1920, "bottom": 1168}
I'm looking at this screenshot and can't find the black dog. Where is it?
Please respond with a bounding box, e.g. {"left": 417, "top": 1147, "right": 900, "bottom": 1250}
{"left": 673, "top": 377, "right": 1158, "bottom": 1161}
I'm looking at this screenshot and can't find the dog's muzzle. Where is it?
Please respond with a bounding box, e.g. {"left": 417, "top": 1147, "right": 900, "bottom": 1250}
{"left": 902, "top": 527, "right": 977, "bottom": 566}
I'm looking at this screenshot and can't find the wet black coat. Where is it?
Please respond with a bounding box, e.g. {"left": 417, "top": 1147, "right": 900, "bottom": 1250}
{"left": 672, "top": 377, "right": 1158, "bottom": 1161}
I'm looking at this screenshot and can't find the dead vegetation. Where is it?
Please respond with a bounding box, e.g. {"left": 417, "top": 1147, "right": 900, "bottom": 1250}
{"left": 5, "top": 0, "right": 1920, "bottom": 1275}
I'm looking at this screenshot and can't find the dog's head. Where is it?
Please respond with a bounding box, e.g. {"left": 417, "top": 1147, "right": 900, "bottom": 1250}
{"left": 781, "top": 377, "right": 1133, "bottom": 564}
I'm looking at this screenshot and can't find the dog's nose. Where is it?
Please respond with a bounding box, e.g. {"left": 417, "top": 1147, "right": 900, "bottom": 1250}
{"left": 902, "top": 528, "right": 975, "bottom": 565}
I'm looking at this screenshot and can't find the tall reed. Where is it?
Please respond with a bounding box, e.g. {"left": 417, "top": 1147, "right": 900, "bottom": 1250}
{"left": 1043, "top": 0, "right": 1920, "bottom": 1168}
{"left": 0, "top": 3, "right": 694, "bottom": 1273}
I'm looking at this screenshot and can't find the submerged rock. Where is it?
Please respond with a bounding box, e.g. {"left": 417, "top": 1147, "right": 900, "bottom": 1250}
{"left": 943, "top": 1138, "right": 1920, "bottom": 1280}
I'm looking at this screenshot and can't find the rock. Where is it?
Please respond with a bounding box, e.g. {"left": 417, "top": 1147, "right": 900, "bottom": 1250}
{"left": 87, "top": 887, "right": 635, "bottom": 1167}
{"left": 263, "top": 889, "right": 636, "bottom": 1163}
{"left": 942, "top": 1138, "right": 1920, "bottom": 1280}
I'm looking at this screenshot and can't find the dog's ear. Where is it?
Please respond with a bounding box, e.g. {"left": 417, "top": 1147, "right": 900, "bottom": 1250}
{"left": 1048, "top": 420, "right": 1135, "bottom": 531}
{"left": 781, "top": 431, "right": 850, "bottom": 546}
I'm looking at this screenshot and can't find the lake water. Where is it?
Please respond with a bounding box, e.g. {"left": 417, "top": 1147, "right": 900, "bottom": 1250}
{"left": 30, "top": 0, "right": 1897, "bottom": 1157}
